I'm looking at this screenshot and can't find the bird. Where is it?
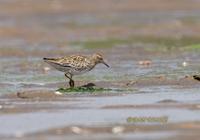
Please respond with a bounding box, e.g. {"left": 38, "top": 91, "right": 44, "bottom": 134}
{"left": 43, "top": 53, "right": 109, "bottom": 88}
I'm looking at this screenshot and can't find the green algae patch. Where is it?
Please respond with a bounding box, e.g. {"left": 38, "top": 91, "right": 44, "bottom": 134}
{"left": 71, "top": 36, "right": 200, "bottom": 51}
{"left": 141, "top": 36, "right": 200, "bottom": 52}
{"left": 71, "top": 38, "right": 133, "bottom": 49}
{"left": 183, "top": 44, "right": 200, "bottom": 51}
{"left": 57, "top": 87, "right": 113, "bottom": 94}
{"left": 56, "top": 87, "right": 134, "bottom": 94}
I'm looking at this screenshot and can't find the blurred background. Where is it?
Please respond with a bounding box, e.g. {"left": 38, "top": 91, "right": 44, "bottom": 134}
{"left": 1, "top": 0, "right": 200, "bottom": 93}
{"left": 1, "top": 0, "right": 200, "bottom": 139}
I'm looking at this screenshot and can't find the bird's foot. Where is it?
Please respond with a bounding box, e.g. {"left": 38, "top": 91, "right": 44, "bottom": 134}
{"left": 81, "top": 83, "right": 96, "bottom": 88}
{"left": 69, "top": 80, "right": 75, "bottom": 88}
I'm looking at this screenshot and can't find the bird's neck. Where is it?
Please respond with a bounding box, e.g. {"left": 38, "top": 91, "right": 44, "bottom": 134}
{"left": 89, "top": 56, "right": 96, "bottom": 63}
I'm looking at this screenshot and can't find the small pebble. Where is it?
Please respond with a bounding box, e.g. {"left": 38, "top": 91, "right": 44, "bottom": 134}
{"left": 182, "top": 61, "right": 188, "bottom": 67}
{"left": 112, "top": 126, "right": 124, "bottom": 134}
{"left": 193, "top": 75, "right": 200, "bottom": 81}
{"left": 126, "top": 81, "right": 137, "bottom": 86}
{"left": 71, "top": 126, "right": 82, "bottom": 134}
{"left": 54, "top": 91, "right": 63, "bottom": 95}
{"left": 43, "top": 67, "right": 50, "bottom": 72}
{"left": 138, "top": 60, "right": 152, "bottom": 66}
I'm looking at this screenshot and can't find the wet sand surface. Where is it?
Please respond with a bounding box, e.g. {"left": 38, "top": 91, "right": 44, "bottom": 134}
{"left": 1, "top": 0, "right": 200, "bottom": 139}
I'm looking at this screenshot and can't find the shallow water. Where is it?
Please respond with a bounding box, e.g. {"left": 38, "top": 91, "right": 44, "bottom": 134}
{"left": 0, "top": 108, "right": 198, "bottom": 135}
{"left": 1, "top": 86, "right": 200, "bottom": 136}
{"left": 1, "top": 0, "right": 200, "bottom": 139}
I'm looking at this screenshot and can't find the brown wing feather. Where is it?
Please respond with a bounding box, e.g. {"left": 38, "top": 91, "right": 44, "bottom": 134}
{"left": 59, "top": 55, "right": 89, "bottom": 68}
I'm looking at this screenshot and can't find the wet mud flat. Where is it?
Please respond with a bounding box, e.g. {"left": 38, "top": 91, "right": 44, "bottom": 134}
{"left": 1, "top": 56, "right": 200, "bottom": 139}
{"left": 1, "top": 76, "right": 200, "bottom": 140}
{"left": 1, "top": 0, "right": 200, "bottom": 140}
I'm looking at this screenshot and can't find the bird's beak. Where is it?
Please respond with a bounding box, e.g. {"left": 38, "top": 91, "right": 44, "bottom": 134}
{"left": 102, "top": 60, "right": 110, "bottom": 68}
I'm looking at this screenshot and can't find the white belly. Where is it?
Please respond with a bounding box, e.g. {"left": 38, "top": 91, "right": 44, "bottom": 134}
{"left": 47, "top": 62, "right": 71, "bottom": 72}
{"left": 69, "top": 68, "right": 92, "bottom": 75}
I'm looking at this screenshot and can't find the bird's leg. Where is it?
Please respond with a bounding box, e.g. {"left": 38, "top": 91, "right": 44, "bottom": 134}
{"left": 65, "top": 73, "right": 74, "bottom": 88}
{"left": 69, "top": 74, "right": 74, "bottom": 88}
{"left": 69, "top": 79, "right": 74, "bottom": 88}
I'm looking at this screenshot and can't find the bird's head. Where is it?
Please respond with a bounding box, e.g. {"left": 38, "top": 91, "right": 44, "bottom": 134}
{"left": 92, "top": 53, "right": 109, "bottom": 67}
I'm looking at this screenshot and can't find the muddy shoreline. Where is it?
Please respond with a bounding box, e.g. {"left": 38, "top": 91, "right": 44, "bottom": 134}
{"left": 1, "top": 0, "right": 200, "bottom": 139}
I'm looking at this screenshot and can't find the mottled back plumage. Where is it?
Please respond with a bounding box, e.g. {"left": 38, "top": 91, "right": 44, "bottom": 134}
{"left": 45, "top": 55, "right": 93, "bottom": 75}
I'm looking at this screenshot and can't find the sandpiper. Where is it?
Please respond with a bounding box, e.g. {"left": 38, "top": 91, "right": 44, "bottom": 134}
{"left": 43, "top": 53, "right": 109, "bottom": 88}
